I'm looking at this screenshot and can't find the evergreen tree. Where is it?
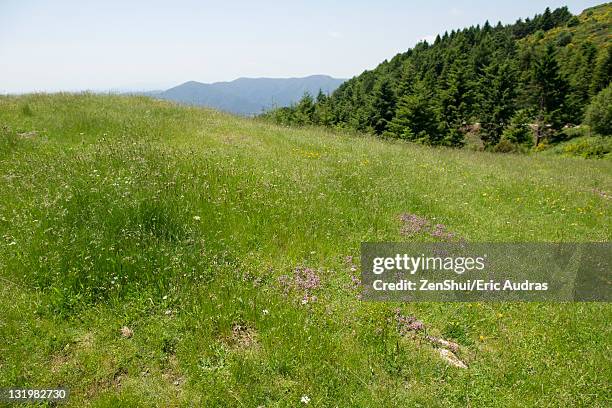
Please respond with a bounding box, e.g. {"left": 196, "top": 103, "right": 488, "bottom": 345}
{"left": 313, "top": 90, "right": 334, "bottom": 125}
{"left": 388, "top": 81, "right": 441, "bottom": 143}
{"left": 565, "top": 42, "right": 597, "bottom": 123}
{"left": 531, "top": 44, "right": 568, "bottom": 144}
{"left": 396, "top": 60, "right": 417, "bottom": 97}
{"left": 539, "top": 7, "right": 554, "bottom": 31}
{"left": 478, "top": 61, "right": 518, "bottom": 147}
{"left": 261, "top": 5, "right": 609, "bottom": 151}
{"left": 368, "top": 78, "right": 396, "bottom": 134}
{"left": 439, "top": 59, "right": 473, "bottom": 146}
{"left": 591, "top": 46, "right": 612, "bottom": 95}
{"left": 294, "top": 93, "right": 315, "bottom": 125}
{"left": 500, "top": 109, "right": 533, "bottom": 146}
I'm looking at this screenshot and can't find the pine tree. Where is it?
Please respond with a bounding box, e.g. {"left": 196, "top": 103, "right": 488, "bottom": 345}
{"left": 261, "top": 5, "right": 607, "bottom": 151}
{"left": 368, "top": 78, "right": 396, "bottom": 134}
{"left": 294, "top": 93, "right": 315, "bottom": 125}
{"left": 439, "top": 59, "right": 472, "bottom": 146}
{"left": 591, "top": 46, "right": 612, "bottom": 95}
{"left": 396, "top": 60, "right": 417, "bottom": 97}
{"left": 501, "top": 109, "right": 533, "bottom": 146}
{"left": 388, "top": 81, "right": 441, "bottom": 143}
{"left": 539, "top": 7, "right": 554, "bottom": 31}
{"left": 531, "top": 44, "right": 568, "bottom": 144}
{"left": 478, "top": 61, "right": 518, "bottom": 147}
{"left": 314, "top": 90, "right": 334, "bottom": 126}
{"left": 565, "top": 42, "right": 597, "bottom": 123}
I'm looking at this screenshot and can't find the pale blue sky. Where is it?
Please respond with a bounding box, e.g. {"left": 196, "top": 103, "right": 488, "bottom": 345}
{"left": 0, "top": 0, "right": 603, "bottom": 93}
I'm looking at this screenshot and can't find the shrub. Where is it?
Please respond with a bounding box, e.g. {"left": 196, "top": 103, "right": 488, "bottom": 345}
{"left": 566, "top": 16, "right": 580, "bottom": 27}
{"left": 492, "top": 139, "right": 518, "bottom": 153}
{"left": 548, "top": 136, "right": 611, "bottom": 158}
{"left": 556, "top": 31, "right": 572, "bottom": 47}
{"left": 584, "top": 84, "right": 612, "bottom": 136}
{"left": 500, "top": 110, "right": 533, "bottom": 146}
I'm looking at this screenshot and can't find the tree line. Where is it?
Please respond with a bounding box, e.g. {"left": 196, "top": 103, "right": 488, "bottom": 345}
{"left": 262, "top": 5, "right": 612, "bottom": 150}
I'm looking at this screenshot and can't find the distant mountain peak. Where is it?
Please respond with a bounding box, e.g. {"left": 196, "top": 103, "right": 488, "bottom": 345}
{"left": 157, "top": 75, "right": 345, "bottom": 115}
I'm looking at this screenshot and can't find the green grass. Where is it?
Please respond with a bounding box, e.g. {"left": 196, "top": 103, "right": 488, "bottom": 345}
{"left": 0, "top": 93, "right": 610, "bottom": 407}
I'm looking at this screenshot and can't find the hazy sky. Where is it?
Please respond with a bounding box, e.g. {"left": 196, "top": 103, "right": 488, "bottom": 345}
{"left": 0, "top": 0, "right": 603, "bottom": 93}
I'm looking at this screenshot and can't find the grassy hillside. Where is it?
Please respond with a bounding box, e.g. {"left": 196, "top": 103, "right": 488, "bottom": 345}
{"left": 522, "top": 2, "right": 611, "bottom": 50}
{"left": 0, "top": 94, "right": 610, "bottom": 407}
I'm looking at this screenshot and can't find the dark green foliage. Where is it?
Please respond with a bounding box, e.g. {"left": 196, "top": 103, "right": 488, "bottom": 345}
{"left": 478, "top": 62, "right": 518, "bottom": 147}
{"left": 314, "top": 90, "right": 334, "bottom": 125}
{"left": 499, "top": 109, "right": 534, "bottom": 148}
{"left": 512, "top": 6, "right": 572, "bottom": 39}
{"left": 565, "top": 42, "right": 598, "bottom": 122}
{"left": 439, "top": 59, "right": 473, "bottom": 147}
{"left": 261, "top": 5, "right": 610, "bottom": 151}
{"left": 567, "top": 16, "right": 580, "bottom": 27}
{"left": 556, "top": 31, "right": 573, "bottom": 47}
{"left": 368, "top": 79, "right": 396, "bottom": 134}
{"left": 590, "top": 46, "right": 612, "bottom": 95}
{"left": 294, "top": 92, "right": 316, "bottom": 125}
{"left": 530, "top": 44, "right": 569, "bottom": 144}
{"left": 585, "top": 84, "right": 612, "bottom": 136}
{"left": 387, "top": 82, "right": 441, "bottom": 143}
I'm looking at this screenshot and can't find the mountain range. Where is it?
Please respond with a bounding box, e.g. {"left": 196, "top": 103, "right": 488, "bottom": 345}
{"left": 150, "top": 75, "right": 345, "bottom": 115}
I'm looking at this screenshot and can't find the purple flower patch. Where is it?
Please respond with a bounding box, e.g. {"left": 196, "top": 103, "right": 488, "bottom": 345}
{"left": 278, "top": 266, "right": 322, "bottom": 305}
{"left": 395, "top": 308, "right": 425, "bottom": 334}
{"left": 399, "top": 213, "right": 459, "bottom": 242}
{"left": 294, "top": 266, "right": 321, "bottom": 291}
{"left": 399, "top": 213, "right": 430, "bottom": 236}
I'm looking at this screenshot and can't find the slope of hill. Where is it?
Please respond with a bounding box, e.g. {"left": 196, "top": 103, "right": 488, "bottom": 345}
{"left": 263, "top": 4, "right": 611, "bottom": 150}
{"left": 1, "top": 94, "right": 610, "bottom": 406}
{"left": 157, "top": 75, "right": 345, "bottom": 115}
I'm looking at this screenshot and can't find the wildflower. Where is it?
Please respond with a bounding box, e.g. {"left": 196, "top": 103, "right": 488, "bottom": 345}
{"left": 431, "top": 223, "right": 455, "bottom": 240}
{"left": 193, "top": 215, "right": 201, "bottom": 221}
{"left": 300, "top": 395, "right": 311, "bottom": 404}
{"left": 162, "top": 295, "right": 168, "bottom": 300}
{"left": 293, "top": 267, "right": 321, "bottom": 291}
{"left": 399, "top": 213, "right": 429, "bottom": 236}
{"left": 262, "top": 309, "right": 269, "bottom": 315}
{"left": 395, "top": 309, "right": 425, "bottom": 333}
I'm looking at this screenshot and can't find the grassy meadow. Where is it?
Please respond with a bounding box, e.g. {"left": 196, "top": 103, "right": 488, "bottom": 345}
{"left": 0, "top": 93, "right": 610, "bottom": 407}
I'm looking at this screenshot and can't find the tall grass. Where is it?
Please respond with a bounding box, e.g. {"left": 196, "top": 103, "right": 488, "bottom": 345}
{"left": 0, "top": 94, "right": 610, "bottom": 407}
